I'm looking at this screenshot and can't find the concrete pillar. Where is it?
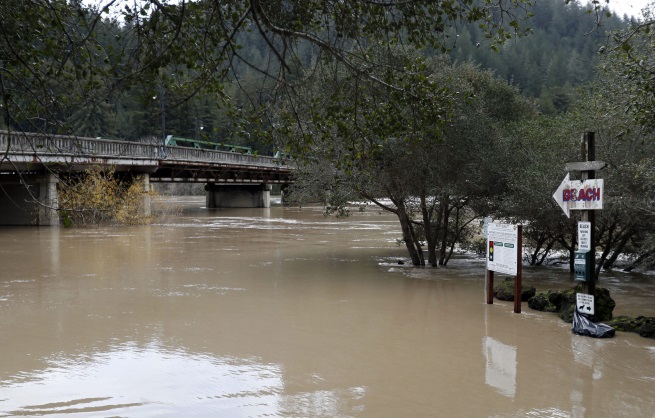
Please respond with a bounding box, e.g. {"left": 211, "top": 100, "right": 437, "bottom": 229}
{"left": 205, "top": 183, "right": 271, "bottom": 208}
{"left": 0, "top": 174, "right": 59, "bottom": 226}
{"left": 206, "top": 183, "right": 216, "bottom": 208}
{"left": 134, "top": 173, "right": 151, "bottom": 218}
{"left": 37, "top": 174, "right": 60, "bottom": 226}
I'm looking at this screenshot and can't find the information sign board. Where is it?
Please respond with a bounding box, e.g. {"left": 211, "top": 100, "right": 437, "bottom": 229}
{"left": 578, "top": 221, "right": 591, "bottom": 251}
{"left": 487, "top": 223, "right": 519, "bottom": 276}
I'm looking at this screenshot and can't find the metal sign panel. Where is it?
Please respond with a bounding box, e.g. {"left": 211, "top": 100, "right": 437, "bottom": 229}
{"left": 565, "top": 179, "right": 603, "bottom": 211}
{"left": 576, "top": 293, "right": 595, "bottom": 315}
{"left": 564, "top": 161, "right": 607, "bottom": 172}
{"left": 553, "top": 173, "right": 571, "bottom": 217}
{"left": 487, "top": 223, "right": 519, "bottom": 276}
{"left": 578, "top": 221, "right": 591, "bottom": 251}
{"left": 553, "top": 175, "right": 604, "bottom": 217}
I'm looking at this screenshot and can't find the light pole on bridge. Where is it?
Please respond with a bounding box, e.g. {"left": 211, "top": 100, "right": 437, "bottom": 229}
{"left": 160, "top": 85, "right": 166, "bottom": 158}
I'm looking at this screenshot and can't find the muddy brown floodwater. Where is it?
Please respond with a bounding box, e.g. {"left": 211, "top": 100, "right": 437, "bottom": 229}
{"left": 1, "top": 197, "right": 654, "bottom": 417}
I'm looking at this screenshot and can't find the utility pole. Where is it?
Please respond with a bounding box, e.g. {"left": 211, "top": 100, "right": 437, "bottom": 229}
{"left": 160, "top": 84, "right": 166, "bottom": 158}
{"left": 580, "top": 132, "right": 596, "bottom": 296}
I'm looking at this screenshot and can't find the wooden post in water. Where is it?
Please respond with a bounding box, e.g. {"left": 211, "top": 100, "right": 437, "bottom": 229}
{"left": 513, "top": 225, "right": 523, "bottom": 314}
{"left": 581, "top": 132, "right": 596, "bottom": 297}
{"left": 486, "top": 270, "right": 494, "bottom": 305}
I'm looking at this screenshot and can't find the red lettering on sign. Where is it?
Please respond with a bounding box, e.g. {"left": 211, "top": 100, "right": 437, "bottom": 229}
{"left": 561, "top": 186, "right": 602, "bottom": 204}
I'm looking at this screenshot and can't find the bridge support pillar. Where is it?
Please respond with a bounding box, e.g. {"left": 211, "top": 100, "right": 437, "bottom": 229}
{"left": 134, "top": 173, "right": 151, "bottom": 218}
{"left": 206, "top": 183, "right": 271, "bottom": 208}
{"left": 38, "top": 174, "right": 60, "bottom": 226}
{"left": 0, "top": 173, "right": 59, "bottom": 226}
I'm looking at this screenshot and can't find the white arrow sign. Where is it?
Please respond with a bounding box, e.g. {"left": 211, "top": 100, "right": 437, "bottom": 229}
{"left": 553, "top": 173, "right": 571, "bottom": 217}
{"left": 553, "top": 174, "right": 604, "bottom": 218}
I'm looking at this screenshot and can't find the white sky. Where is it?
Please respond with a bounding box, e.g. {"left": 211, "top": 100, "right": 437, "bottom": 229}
{"left": 607, "top": 0, "right": 652, "bottom": 18}
{"left": 87, "top": 0, "right": 652, "bottom": 20}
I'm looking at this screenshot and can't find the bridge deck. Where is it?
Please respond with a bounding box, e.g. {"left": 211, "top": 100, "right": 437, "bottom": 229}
{"left": 0, "top": 131, "right": 293, "bottom": 183}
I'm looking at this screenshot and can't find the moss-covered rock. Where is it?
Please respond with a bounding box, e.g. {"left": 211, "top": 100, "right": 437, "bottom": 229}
{"left": 527, "top": 284, "right": 655, "bottom": 340}
{"left": 493, "top": 277, "right": 536, "bottom": 301}
{"left": 527, "top": 290, "right": 560, "bottom": 312}
{"left": 557, "top": 285, "right": 615, "bottom": 323}
{"left": 526, "top": 284, "right": 615, "bottom": 323}
{"left": 609, "top": 316, "right": 655, "bottom": 339}
{"left": 558, "top": 288, "right": 577, "bottom": 322}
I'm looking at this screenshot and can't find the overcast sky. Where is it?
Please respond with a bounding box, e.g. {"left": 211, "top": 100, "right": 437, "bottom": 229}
{"left": 85, "top": 0, "right": 652, "bottom": 21}
{"left": 608, "top": 0, "right": 652, "bottom": 18}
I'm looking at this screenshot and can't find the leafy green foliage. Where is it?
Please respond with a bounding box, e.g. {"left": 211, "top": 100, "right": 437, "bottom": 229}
{"left": 285, "top": 51, "right": 534, "bottom": 266}
{"left": 604, "top": 8, "right": 655, "bottom": 133}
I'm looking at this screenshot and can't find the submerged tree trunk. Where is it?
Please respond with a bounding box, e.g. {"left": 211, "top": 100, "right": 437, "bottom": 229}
{"left": 442, "top": 205, "right": 476, "bottom": 266}
{"left": 624, "top": 250, "right": 654, "bottom": 272}
{"left": 601, "top": 223, "right": 635, "bottom": 270}
{"left": 438, "top": 194, "right": 451, "bottom": 266}
{"left": 362, "top": 191, "right": 424, "bottom": 266}
{"left": 536, "top": 239, "right": 556, "bottom": 266}
{"left": 527, "top": 231, "right": 555, "bottom": 266}
{"left": 421, "top": 193, "right": 439, "bottom": 267}
{"left": 396, "top": 201, "right": 425, "bottom": 266}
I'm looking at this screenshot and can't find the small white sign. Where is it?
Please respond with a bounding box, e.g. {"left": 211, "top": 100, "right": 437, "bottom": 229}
{"left": 578, "top": 221, "right": 591, "bottom": 251}
{"left": 576, "top": 293, "right": 595, "bottom": 315}
{"left": 483, "top": 217, "right": 493, "bottom": 239}
{"left": 487, "top": 223, "right": 519, "bottom": 276}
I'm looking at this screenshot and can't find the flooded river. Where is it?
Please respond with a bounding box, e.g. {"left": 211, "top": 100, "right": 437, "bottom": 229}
{"left": 1, "top": 197, "right": 654, "bottom": 417}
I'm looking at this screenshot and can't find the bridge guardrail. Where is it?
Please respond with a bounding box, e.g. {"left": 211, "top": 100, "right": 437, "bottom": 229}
{"left": 0, "top": 131, "right": 287, "bottom": 168}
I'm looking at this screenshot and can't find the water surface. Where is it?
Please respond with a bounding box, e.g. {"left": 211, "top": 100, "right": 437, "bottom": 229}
{"left": 1, "top": 198, "right": 654, "bottom": 417}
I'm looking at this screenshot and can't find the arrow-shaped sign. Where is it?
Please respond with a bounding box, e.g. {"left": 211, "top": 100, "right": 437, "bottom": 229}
{"left": 553, "top": 174, "right": 604, "bottom": 217}
{"left": 553, "top": 173, "right": 571, "bottom": 218}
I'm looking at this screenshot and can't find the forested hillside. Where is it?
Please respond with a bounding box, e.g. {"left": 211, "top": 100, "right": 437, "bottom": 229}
{"left": 0, "top": 0, "right": 629, "bottom": 145}
{"left": 448, "top": 0, "right": 630, "bottom": 114}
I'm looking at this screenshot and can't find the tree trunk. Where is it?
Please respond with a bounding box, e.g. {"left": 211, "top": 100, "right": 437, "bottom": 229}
{"left": 603, "top": 228, "right": 634, "bottom": 270}
{"left": 438, "top": 195, "right": 451, "bottom": 266}
{"left": 397, "top": 203, "right": 424, "bottom": 266}
{"left": 558, "top": 233, "right": 575, "bottom": 273}
{"left": 596, "top": 219, "right": 618, "bottom": 277}
{"left": 624, "top": 250, "right": 653, "bottom": 272}
{"left": 536, "top": 239, "right": 556, "bottom": 266}
{"left": 528, "top": 232, "right": 547, "bottom": 265}
{"left": 420, "top": 193, "right": 439, "bottom": 267}
{"left": 442, "top": 206, "right": 476, "bottom": 266}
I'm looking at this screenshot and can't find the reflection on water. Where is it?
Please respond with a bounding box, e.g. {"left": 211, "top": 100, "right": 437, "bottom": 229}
{"left": 1, "top": 198, "right": 654, "bottom": 417}
{"left": 484, "top": 337, "right": 517, "bottom": 398}
{"left": 1, "top": 345, "right": 284, "bottom": 417}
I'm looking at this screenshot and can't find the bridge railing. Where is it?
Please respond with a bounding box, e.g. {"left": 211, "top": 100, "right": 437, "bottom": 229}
{"left": 163, "top": 145, "right": 282, "bottom": 167}
{"left": 0, "top": 131, "right": 154, "bottom": 158}
{"left": 0, "top": 131, "right": 286, "bottom": 168}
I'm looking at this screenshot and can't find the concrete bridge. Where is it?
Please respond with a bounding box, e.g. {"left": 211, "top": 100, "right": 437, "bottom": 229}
{"left": 0, "top": 131, "right": 294, "bottom": 226}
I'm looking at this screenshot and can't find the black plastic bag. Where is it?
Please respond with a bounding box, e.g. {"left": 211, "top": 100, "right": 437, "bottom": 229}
{"left": 572, "top": 310, "right": 616, "bottom": 338}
